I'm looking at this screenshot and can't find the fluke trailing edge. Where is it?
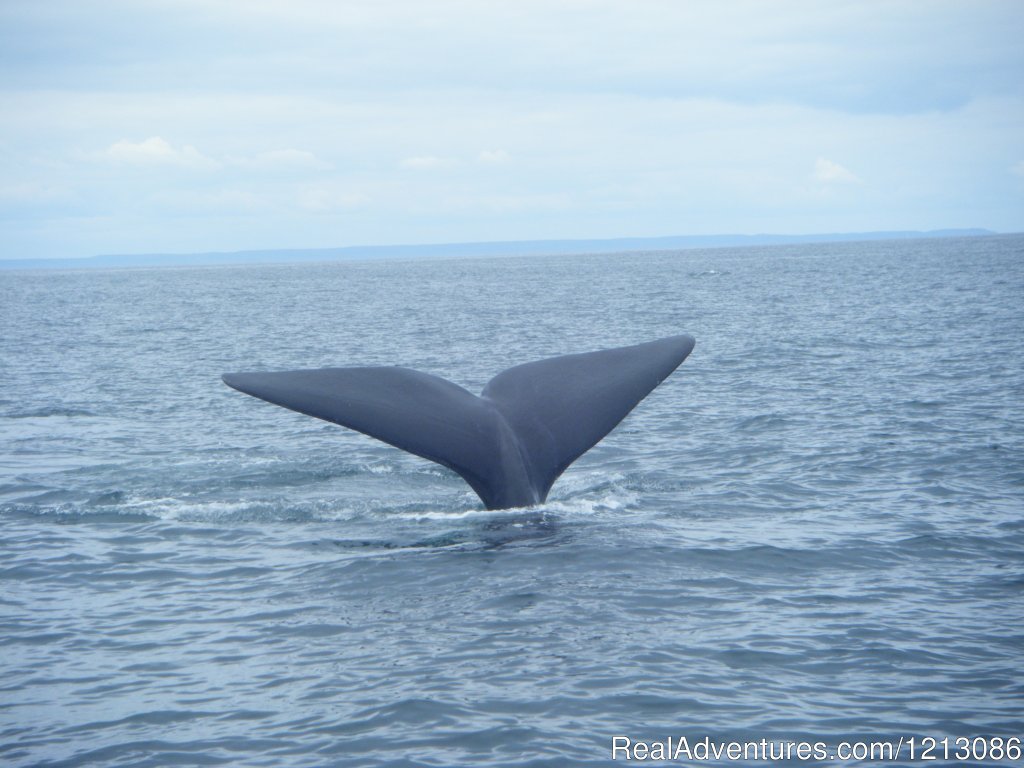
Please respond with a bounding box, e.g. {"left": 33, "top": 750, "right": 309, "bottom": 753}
{"left": 223, "top": 334, "right": 695, "bottom": 510}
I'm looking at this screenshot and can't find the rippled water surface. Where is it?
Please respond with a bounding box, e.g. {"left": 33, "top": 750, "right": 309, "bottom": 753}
{"left": 2, "top": 236, "right": 1022, "bottom": 766}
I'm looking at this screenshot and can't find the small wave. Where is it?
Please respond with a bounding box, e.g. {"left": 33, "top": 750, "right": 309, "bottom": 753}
{"left": 904, "top": 398, "right": 946, "bottom": 410}
{"left": 3, "top": 406, "right": 98, "bottom": 419}
{"left": 363, "top": 461, "right": 451, "bottom": 478}
{"left": 87, "top": 490, "right": 128, "bottom": 506}
{"left": 143, "top": 497, "right": 364, "bottom": 524}
{"left": 390, "top": 506, "right": 501, "bottom": 521}
{"left": 689, "top": 269, "right": 728, "bottom": 277}
{"left": 735, "top": 412, "right": 791, "bottom": 430}
{"left": 385, "top": 475, "right": 640, "bottom": 521}
{"left": 0, "top": 481, "right": 47, "bottom": 499}
{"left": 0, "top": 502, "right": 159, "bottom": 523}
{"left": 544, "top": 489, "right": 639, "bottom": 516}
{"left": 3, "top": 493, "right": 365, "bottom": 525}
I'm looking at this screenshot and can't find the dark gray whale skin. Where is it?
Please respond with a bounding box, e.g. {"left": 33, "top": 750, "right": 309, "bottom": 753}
{"left": 223, "top": 334, "right": 695, "bottom": 510}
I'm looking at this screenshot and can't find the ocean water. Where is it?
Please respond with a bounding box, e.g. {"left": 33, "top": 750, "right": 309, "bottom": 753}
{"left": 1, "top": 235, "right": 1022, "bottom": 767}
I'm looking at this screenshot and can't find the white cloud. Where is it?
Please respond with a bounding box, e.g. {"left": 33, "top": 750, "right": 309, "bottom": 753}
{"left": 101, "top": 139, "right": 328, "bottom": 173}
{"left": 813, "top": 157, "right": 861, "bottom": 184}
{"left": 233, "top": 148, "right": 327, "bottom": 170}
{"left": 446, "top": 192, "right": 570, "bottom": 214}
{"left": 478, "top": 149, "right": 511, "bottom": 165}
{"left": 1012, "top": 161, "right": 1024, "bottom": 177}
{"left": 106, "top": 0, "right": 1021, "bottom": 115}
{"left": 0, "top": 182, "right": 73, "bottom": 204}
{"left": 401, "top": 155, "right": 457, "bottom": 170}
{"left": 104, "top": 136, "right": 220, "bottom": 168}
{"left": 297, "top": 184, "right": 371, "bottom": 212}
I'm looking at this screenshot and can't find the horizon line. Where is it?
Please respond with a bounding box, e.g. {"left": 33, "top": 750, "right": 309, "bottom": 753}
{"left": 0, "top": 227, "right": 1008, "bottom": 270}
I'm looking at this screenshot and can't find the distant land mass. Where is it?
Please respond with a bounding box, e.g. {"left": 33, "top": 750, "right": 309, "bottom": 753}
{"left": 0, "top": 229, "right": 999, "bottom": 270}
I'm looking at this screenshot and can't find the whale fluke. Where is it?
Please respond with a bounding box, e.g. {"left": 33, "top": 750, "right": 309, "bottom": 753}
{"left": 223, "top": 334, "right": 695, "bottom": 510}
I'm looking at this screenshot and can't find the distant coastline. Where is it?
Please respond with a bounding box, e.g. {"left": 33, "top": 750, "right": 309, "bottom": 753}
{"left": 0, "top": 228, "right": 1001, "bottom": 270}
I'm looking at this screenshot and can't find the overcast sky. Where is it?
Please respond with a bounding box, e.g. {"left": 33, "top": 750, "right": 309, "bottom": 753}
{"left": 2, "top": 0, "right": 1022, "bottom": 259}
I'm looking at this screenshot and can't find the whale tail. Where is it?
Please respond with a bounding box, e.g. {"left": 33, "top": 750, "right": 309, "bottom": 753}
{"left": 223, "top": 334, "right": 695, "bottom": 509}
